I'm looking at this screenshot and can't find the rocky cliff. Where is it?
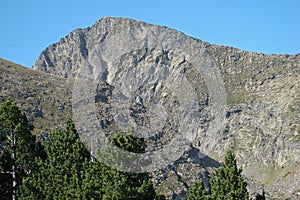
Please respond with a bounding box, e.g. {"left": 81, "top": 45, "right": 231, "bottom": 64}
{"left": 3, "top": 17, "right": 300, "bottom": 199}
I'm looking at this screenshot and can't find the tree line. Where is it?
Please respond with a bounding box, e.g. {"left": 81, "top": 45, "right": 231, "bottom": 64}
{"left": 0, "top": 99, "right": 264, "bottom": 199}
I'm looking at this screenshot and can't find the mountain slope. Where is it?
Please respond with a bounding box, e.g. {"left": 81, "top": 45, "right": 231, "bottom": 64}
{"left": 0, "top": 58, "right": 72, "bottom": 137}
{"left": 2, "top": 17, "right": 300, "bottom": 199}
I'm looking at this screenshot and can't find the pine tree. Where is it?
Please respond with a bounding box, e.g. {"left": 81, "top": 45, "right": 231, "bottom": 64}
{"left": 0, "top": 99, "right": 40, "bottom": 200}
{"left": 18, "top": 119, "right": 94, "bottom": 199}
{"left": 210, "top": 150, "right": 249, "bottom": 200}
{"left": 80, "top": 160, "right": 103, "bottom": 199}
{"left": 19, "top": 120, "right": 163, "bottom": 199}
{"left": 187, "top": 179, "right": 209, "bottom": 200}
{"left": 100, "top": 132, "right": 158, "bottom": 200}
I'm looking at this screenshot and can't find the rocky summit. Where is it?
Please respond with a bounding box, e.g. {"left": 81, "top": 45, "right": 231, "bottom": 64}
{"left": 2, "top": 17, "right": 299, "bottom": 199}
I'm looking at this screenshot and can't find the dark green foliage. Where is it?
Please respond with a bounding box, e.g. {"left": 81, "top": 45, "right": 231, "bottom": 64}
{"left": 80, "top": 161, "right": 103, "bottom": 199}
{"left": 100, "top": 132, "right": 157, "bottom": 200}
{"left": 0, "top": 99, "right": 41, "bottom": 200}
{"left": 111, "top": 132, "right": 145, "bottom": 153}
{"left": 155, "top": 193, "right": 167, "bottom": 200}
{"left": 187, "top": 150, "right": 249, "bottom": 200}
{"left": 0, "top": 99, "right": 266, "bottom": 199}
{"left": 0, "top": 172, "right": 12, "bottom": 199}
{"left": 187, "top": 179, "right": 209, "bottom": 200}
{"left": 98, "top": 131, "right": 148, "bottom": 173}
{"left": 18, "top": 120, "right": 159, "bottom": 199}
{"left": 210, "top": 150, "right": 249, "bottom": 200}
{"left": 18, "top": 119, "right": 93, "bottom": 199}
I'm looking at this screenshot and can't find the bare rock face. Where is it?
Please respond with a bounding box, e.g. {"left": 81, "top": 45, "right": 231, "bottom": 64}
{"left": 33, "top": 17, "right": 299, "bottom": 199}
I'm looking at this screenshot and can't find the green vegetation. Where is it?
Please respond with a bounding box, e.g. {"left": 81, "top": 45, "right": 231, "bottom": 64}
{"left": 187, "top": 179, "right": 208, "bottom": 200}
{"left": 18, "top": 119, "right": 92, "bottom": 199}
{"left": 210, "top": 150, "right": 249, "bottom": 199}
{"left": 100, "top": 132, "right": 157, "bottom": 200}
{"left": 187, "top": 150, "right": 249, "bottom": 200}
{"left": 1, "top": 99, "right": 267, "bottom": 199}
{"left": 0, "top": 98, "right": 43, "bottom": 200}
{"left": 0, "top": 99, "right": 160, "bottom": 199}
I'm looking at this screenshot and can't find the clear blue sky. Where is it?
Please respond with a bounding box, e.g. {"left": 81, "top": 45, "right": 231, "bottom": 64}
{"left": 1, "top": 0, "right": 299, "bottom": 67}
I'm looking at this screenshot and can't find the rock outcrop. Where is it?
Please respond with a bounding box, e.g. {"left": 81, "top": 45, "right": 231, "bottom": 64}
{"left": 8, "top": 17, "right": 300, "bottom": 199}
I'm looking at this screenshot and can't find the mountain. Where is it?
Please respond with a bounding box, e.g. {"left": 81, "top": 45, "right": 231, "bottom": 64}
{"left": 1, "top": 17, "right": 299, "bottom": 199}
{"left": 0, "top": 58, "right": 72, "bottom": 136}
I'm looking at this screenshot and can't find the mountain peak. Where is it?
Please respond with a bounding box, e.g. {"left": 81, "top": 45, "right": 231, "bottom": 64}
{"left": 33, "top": 16, "right": 200, "bottom": 78}
{"left": 31, "top": 17, "right": 300, "bottom": 199}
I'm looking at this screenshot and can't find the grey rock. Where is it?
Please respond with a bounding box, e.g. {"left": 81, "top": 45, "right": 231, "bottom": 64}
{"left": 29, "top": 17, "right": 300, "bottom": 199}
